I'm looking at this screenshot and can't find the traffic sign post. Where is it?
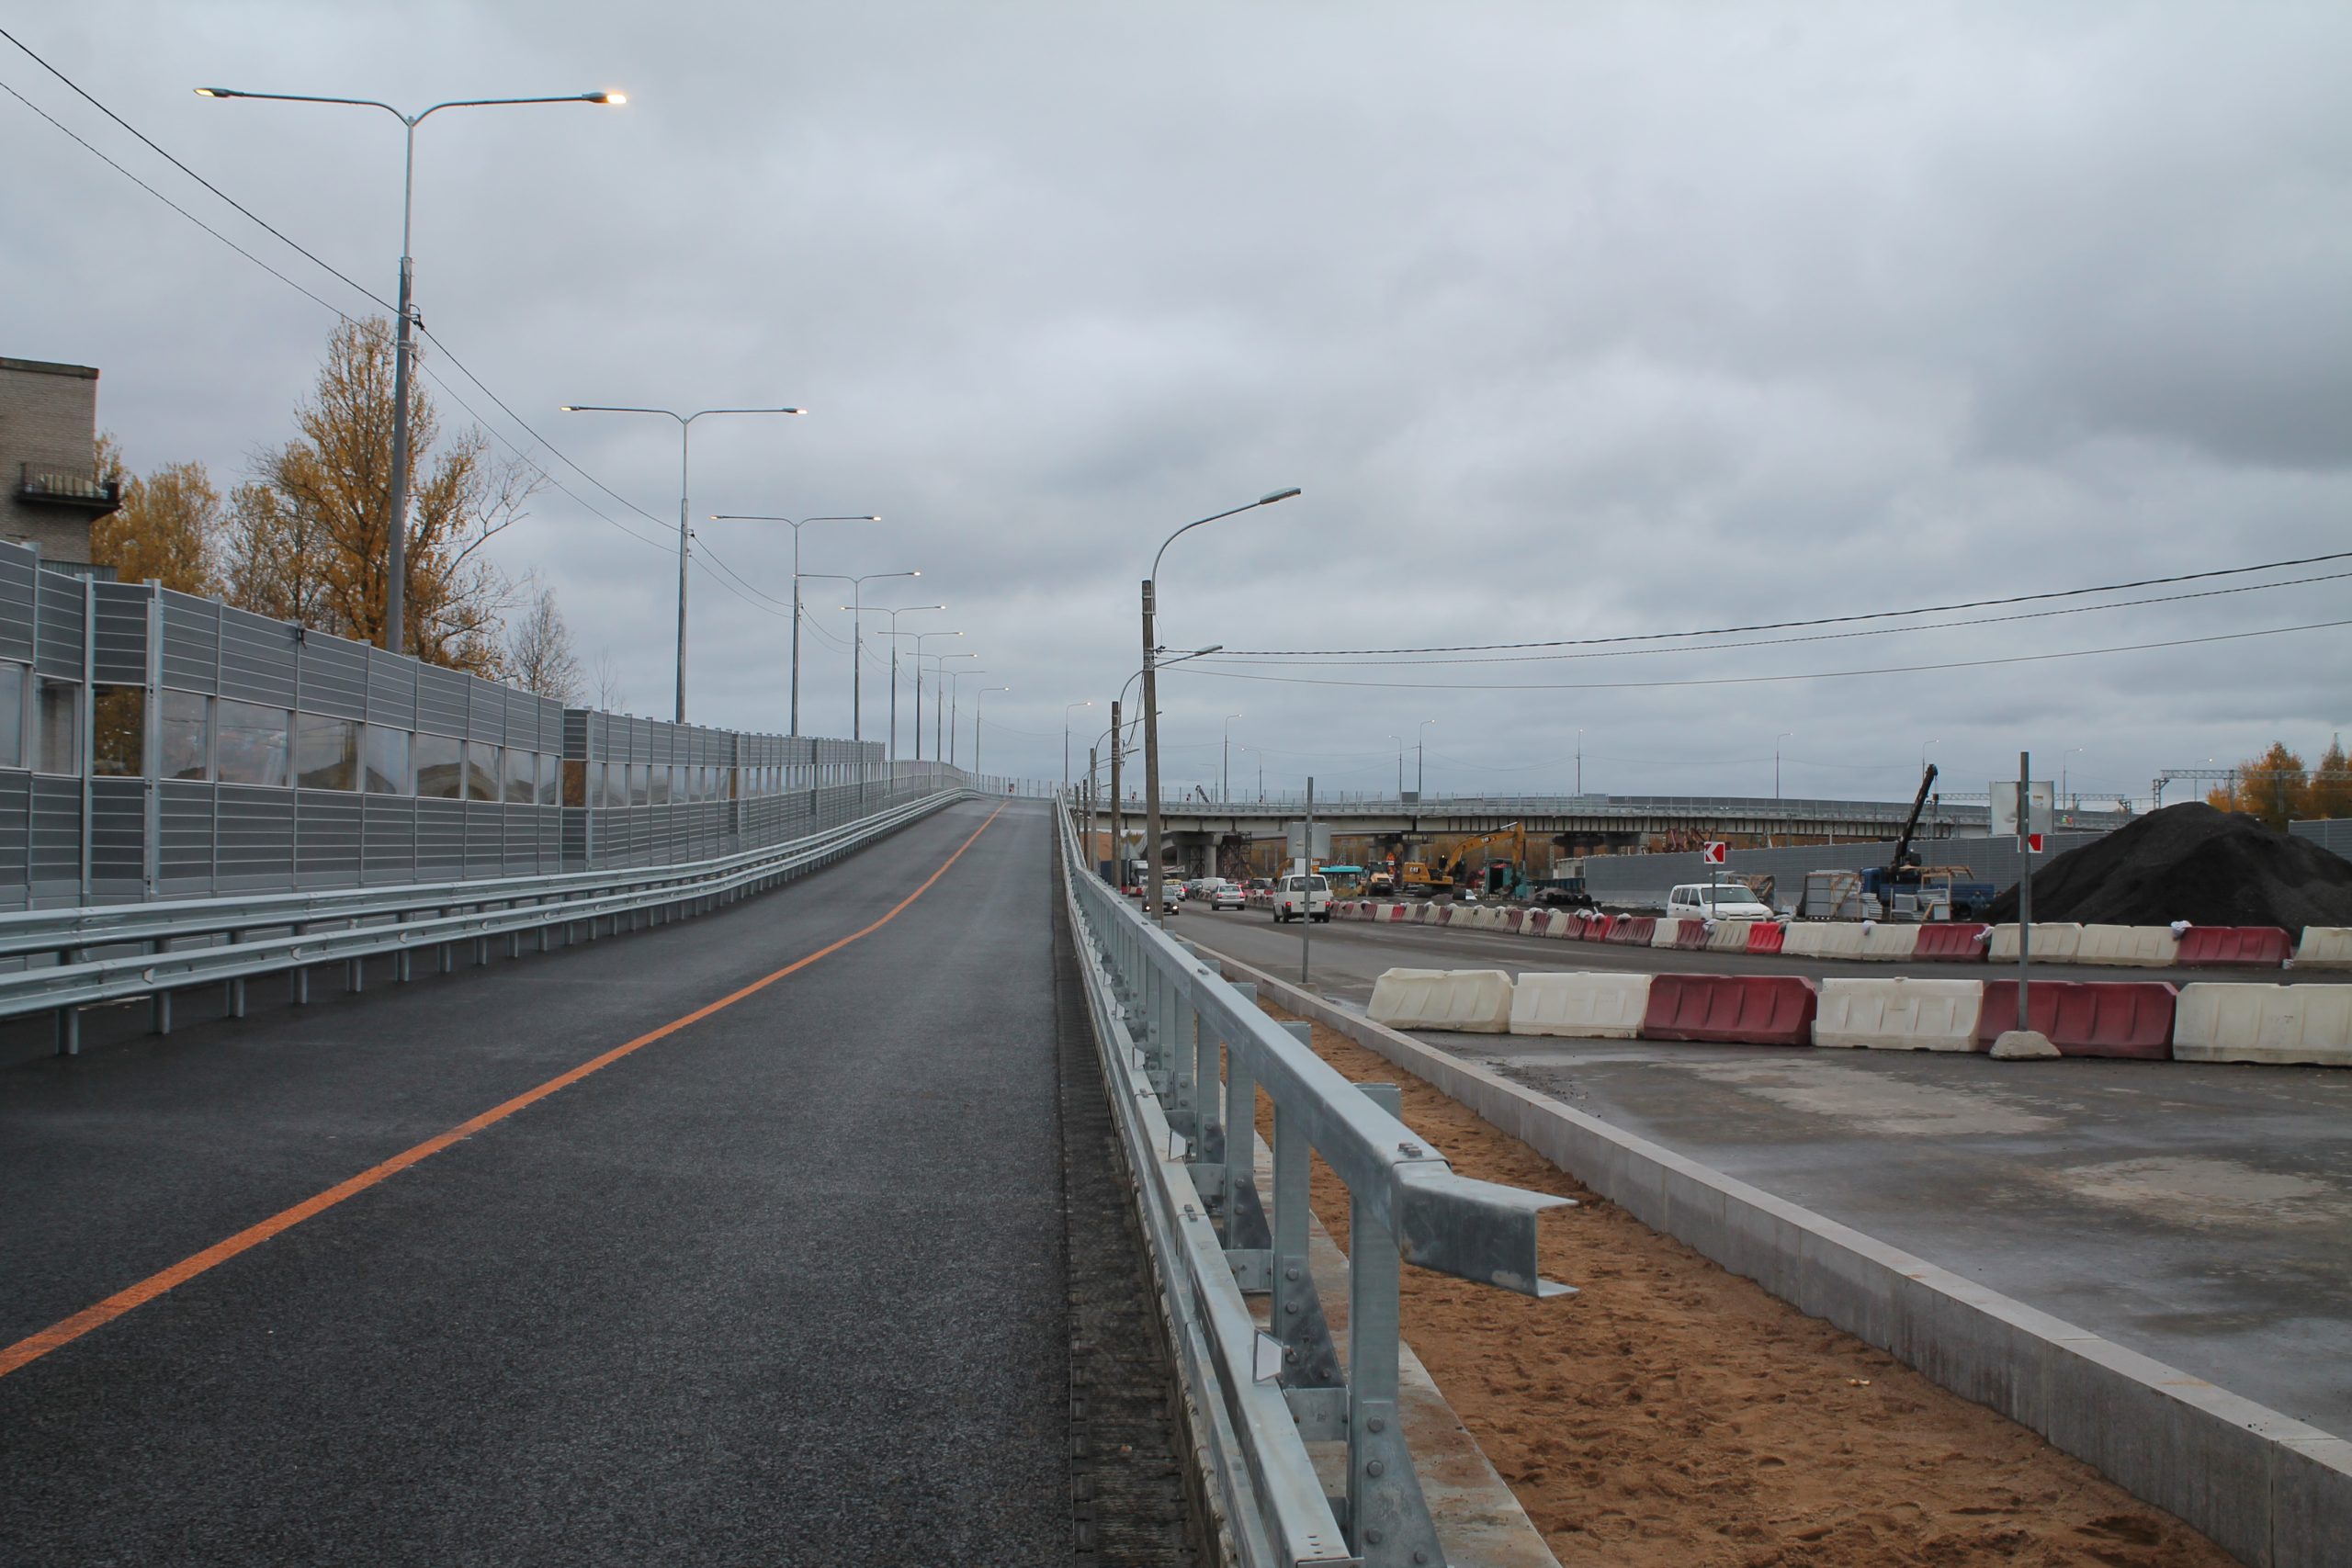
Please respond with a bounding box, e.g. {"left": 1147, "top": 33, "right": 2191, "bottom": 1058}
{"left": 1992, "top": 755, "right": 2055, "bottom": 1036}
{"left": 1702, "top": 840, "right": 1727, "bottom": 912}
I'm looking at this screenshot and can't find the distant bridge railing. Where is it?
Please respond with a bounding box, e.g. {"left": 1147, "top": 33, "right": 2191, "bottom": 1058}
{"left": 1143, "top": 791, "right": 2004, "bottom": 827}
{"left": 5, "top": 784, "right": 972, "bottom": 1055}
{"left": 1057, "top": 803, "right": 1570, "bottom": 1565}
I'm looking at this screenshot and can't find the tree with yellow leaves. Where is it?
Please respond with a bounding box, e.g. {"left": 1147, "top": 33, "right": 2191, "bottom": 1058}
{"left": 223, "top": 317, "right": 537, "bottom": 673}
{"left": 2207, "top": 741, "right": 2310, "bottom": 829}
{"left": 91, "top": 434, "right": 224, "bottom": 597}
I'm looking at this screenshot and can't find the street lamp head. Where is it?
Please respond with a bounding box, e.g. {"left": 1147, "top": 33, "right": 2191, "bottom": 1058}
{"left": 587, "top": 90, "right": 626, "bottom": 105}
{"left": 1259, "top": 488, "right": 1303, "bottom": 505}
{"left": 195, "top": 86, "right": 239, "bottom": 98}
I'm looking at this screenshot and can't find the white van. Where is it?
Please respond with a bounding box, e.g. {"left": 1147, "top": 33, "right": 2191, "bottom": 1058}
{"left": 1273, "top": 874, "right": 1332, "bottom": 923}
{"left": 1667, "top": 883, "right": 1773, "bottom": 921}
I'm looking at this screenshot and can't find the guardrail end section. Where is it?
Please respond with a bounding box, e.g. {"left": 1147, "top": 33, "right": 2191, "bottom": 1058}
{"left": 1396, "top": 1168, "right": 1577, "bottom": 1299}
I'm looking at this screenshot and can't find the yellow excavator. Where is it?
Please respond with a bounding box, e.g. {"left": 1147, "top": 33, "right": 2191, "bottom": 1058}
{"left": 1441, "top": 822, "right": 1530, "bottom": 897}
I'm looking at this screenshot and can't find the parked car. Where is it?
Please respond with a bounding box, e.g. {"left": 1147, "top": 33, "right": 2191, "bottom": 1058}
{"left": 1272, "top": 874, "right": 1332, "bottom": 923}
{"left": 1666, "top": 883, "right": 1774, "bottom": 921}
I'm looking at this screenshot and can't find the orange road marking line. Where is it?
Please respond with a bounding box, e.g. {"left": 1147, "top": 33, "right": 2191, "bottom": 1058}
{"left": 0, "top": 803, "right": 1007, "bottom": 1381}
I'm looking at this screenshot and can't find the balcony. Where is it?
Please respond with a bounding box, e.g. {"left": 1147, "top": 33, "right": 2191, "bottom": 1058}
{"left": 17, "top": 464, "right": 121, "bottom": 512}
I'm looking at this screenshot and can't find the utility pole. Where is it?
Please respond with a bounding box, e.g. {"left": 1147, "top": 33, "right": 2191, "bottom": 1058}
{"left": 1109, "top": 699, "right": 1124, "bottom": 885}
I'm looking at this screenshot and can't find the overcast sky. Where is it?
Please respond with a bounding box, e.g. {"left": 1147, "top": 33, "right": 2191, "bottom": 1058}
{"left": 7, "top": 2, "right": 2347, "bottom": 805}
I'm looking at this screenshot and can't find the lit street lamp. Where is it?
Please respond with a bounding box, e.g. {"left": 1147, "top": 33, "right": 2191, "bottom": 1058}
{"left": 1142, "top": 488, "right": 1300, "bottom": 924}
{"left": 198, "top": 83, "right": 624, "bottom": 655}
{"left": 561, "top": 402, "right": 806, "bottom": 721}
{"left": 708, "top": 513, "right": 877, "bottom": 735}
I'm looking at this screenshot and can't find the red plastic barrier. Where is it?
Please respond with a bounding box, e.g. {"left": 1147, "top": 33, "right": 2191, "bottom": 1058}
{"left": 1434, "top": 906, "right": 1455, "bottom": 926}
{"left": 1523, "top": 909, "right": 1553, "bottom": 937}
{"left": 1409, "top": 903, "right": 1431, "bottom": 924}
{"left": 1747, "top": 921, "right": 1786, "bottom": 955}
{"left": 1386, "top": 904, "right": 1407, "bottom": 921}
{"left": 1914, "top": 923, "right": 1992, "bottom": 962}
{"left": 2173, "top": 926, "right": 2294, "bottom": 968}
{"left": 1642, "top": 974, "right": 1818, "bottom": 1045}
{"left": 1975, "top": 980, "right": 2177, "bottom": 1059}
{"left": 1608, "top": 916, "right": 1656, "bottom": 946}
{"left": 1672, "top": 919, "right": 1711, "bottom": 951}
{"left": 1580, "top": 914, "right": 1616, "bottom": 943}
{"left": 1501, "top": 909, "right": 1527, "bottom": 933}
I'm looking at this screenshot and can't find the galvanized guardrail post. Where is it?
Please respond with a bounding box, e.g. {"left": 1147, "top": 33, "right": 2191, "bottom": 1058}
{"left": 1057, "top": 804, "right": 1573, "bottom": 1565}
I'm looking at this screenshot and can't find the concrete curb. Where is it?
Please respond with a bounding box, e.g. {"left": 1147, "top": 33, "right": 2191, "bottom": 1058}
{"left": 1208, "top": 948, "right": 2352, "bottom": 1568}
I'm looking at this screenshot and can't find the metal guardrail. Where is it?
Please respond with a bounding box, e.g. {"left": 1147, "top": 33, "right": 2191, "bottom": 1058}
{"left": 1056, "top": 804, "right": 1572, "bottom": 1565}
{"left": 1144, "top": 792, "right": 2017, "bottom": 826}
{"left": 10, "top": 786, "right": 974, "bottom": 1054}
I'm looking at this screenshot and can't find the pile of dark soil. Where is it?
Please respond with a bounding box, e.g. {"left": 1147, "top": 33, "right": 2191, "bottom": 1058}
{"left": 1985, "top": 801, "right": 2352, "bottom": 929}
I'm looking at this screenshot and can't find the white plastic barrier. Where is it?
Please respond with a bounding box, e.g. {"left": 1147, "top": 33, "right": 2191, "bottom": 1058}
{"left": 1701, "top": 920, "right": 1748, "bottom": 953}
{"left": 1784, "top": 922, "right": 1867, "bottom": 959}
{"left": 1366, "top": 967, "right": 1517, "bottom": 1033}
{"left": 1509, "top": 971, "right": 1654, "bottom": 1039}
{"left": 2174, "top": 983, "right": 2352, "bottom": 1066}
{"left": 1857, "top": 923, "right": 1922, "bottom": 962}
{"left": 1986, "top": 923, "right": 2085, "bottom": 963}
{"left": 1813, "top": 977, "right": 1985, "bottom": 1051}
{"left": 2075, "top": 925, "right": 2181, "bottom": 968}
{"left": 2296, "top": 928, "right": 2352, "bottom": 970}
{"left": 1651, "top": 918, "right": 1691, "bottom": 950}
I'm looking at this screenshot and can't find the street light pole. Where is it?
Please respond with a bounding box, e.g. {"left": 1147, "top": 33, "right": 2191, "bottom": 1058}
{"left": 857, "top": 602, "right": 943, "bottom": 770}
{"left": 973, "top": 687, "right": 1010, "bottom": 777}
{"left": 949, "top": 669, "right": 989, "bottom": 768}
{"left": 561, "top": 404, "right": 806, "bottom": 721}
{"left": 198, "top": 85, "right": 624, "bottom": 654}
{"left": 903, "top": 636, "right": 967, "bottom": 764}
{"left": 1143, "top": 488, "right": 1299, "bottom": 927}
{"left": 708, "top": 514, "right": 877, "bottom": 736}
{"left": 799, "top": 570, "right": 919, "bottom": 743}
{"left": 1223, "top": 714, "right": 1242, "bottom": 804}
{"left": 1065, "top": 701, "right": 1094, "bottom": 795}
{"left": 1775, "top": 732, "right": 1794, "bottom": 799}
{"left": 1417, "top": 718, "right": 1438, "bottom": 795}
{"left": 921, "top": 650, "right": 977, "bottom": 766}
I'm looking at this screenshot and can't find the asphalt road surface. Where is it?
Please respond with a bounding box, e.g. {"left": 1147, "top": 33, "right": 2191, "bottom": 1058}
{"left": 0, "top": 799, "right": 1077, "bottom": 1566}
{"left": 1190, "top": 904, "right": 2352, "bottom": 1441}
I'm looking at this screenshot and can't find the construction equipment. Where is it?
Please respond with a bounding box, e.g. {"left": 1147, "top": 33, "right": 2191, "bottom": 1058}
{"left": 1799, "top": 766, "right": 1993, "bottom": 919}
{"left": 1441, "top": 823, "right": 1531, "bottom": 898}
{"left": 1532, "top": 856, "right": 1599, "bottom": 909}
{"left": 1399, "top": 860, "right": 1441, "bottom": 897}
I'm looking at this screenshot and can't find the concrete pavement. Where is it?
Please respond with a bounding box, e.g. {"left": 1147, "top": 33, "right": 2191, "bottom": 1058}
{"left": 1191, "top": 904, "right": 2352, "bottom": 1442}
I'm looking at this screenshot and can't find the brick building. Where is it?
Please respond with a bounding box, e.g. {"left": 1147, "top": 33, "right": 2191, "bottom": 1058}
{"left": 0, "top": 355, "right": 118, "bottom": 573}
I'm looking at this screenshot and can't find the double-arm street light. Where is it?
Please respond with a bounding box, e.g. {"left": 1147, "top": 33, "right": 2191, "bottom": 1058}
{"left": 972, "top": 687, "right": 1011, "bottom": 777}
{"left": 1142, "top": 489, "right": 1300, "bottom": 923}
{"left": 198, "top": 84, "right": 624, "bottom": 655}
{"left": 708, "top": 513, "right": 876, "bottom": 735}
{"left": 560, "top": 403, "right": 806, "bottom": 721}
{"left": 801, "top": 569, "right": 919, "bottom": 744}
{"left": 858, "top": 602, "right": 944, "bottom": 768}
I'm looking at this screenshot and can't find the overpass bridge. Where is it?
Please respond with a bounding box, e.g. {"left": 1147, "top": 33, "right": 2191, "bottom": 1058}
{"left": 1111, "top": 793, "right": 2132, "bottom": 876}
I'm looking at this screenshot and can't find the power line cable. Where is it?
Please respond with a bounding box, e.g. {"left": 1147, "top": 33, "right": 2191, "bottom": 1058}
{"left": 1167, "top": 618, "right": 2352, "bottom": 693}
{"left": 0, "top": 26, "right": 393, "bottom": 312}
{"left": 1194, "top": 570, "right": 2352, "bottom": 670}
{"left": 1207, "top": 550, "right": 2352, "bottom": 658}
